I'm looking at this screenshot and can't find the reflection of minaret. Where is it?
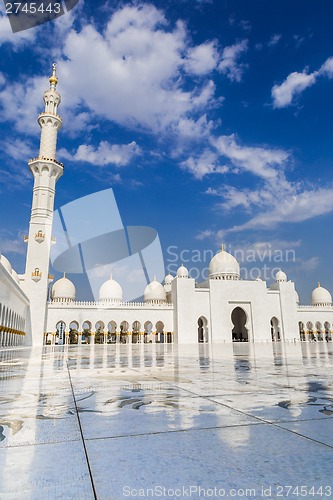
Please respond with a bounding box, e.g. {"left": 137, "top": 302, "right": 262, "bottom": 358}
{"left": 23, "top": 65, "right": 64, "bottom": 345}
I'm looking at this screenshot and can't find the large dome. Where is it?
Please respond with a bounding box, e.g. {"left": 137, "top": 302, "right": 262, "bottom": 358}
{"left": 51, "top": 273, "right": 76, "bottom": 302}
{"left": 311, "top": 283, "right": 332, "bottom": 306}
{"left": 144, "top": 277, "right": 166, "bottom": 303}
{"left": 209, "top": 245, "right": 240, "bottom": 280}
{"left": 99, "top": 275, "right": 122, "bottom": 303}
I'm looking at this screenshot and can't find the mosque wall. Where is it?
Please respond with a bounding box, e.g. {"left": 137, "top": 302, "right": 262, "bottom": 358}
{"left": 209, "top": 279, "right": 272, "bottom": 342}
{"left": 0, "top": 261, "right": 31, "bottom": 347}
{"left": 46, "top": 303, "right": 174, "bottom": 337}
{"left": 296, "top": 308, "right": 333, "bottom": 340}
{"left": 171, "top": 277, "right": 207, "bottom": 343}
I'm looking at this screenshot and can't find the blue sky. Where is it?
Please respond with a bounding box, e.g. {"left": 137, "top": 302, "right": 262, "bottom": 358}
{"left": 1, "top": 0, "right": 333, "bottom": 303}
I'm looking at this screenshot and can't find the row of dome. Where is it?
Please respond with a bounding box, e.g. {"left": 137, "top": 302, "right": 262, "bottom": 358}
{"left": 1, "top": 248, "right": 330, "bottom": 307}
{"left": 50, "top": 248, "right": 332, "bottom": 306}
{"left": 51, "top": 247, "right": 240, "bottom": 302}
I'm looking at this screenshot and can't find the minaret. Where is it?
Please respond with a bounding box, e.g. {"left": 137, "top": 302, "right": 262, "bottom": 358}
{"left": 23, "top": 64, "right": 64, "bottom": 345}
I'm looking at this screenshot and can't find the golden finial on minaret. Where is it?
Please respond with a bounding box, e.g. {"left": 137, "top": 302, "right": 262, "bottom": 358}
{"left": 318, "top": 281, "right": 321, "bottom": 288}
{"left": 221, "top": 244, "right": 225, "bottom": 252}
{"left": 49, "top": 63, "right": 58, "bottom": 87}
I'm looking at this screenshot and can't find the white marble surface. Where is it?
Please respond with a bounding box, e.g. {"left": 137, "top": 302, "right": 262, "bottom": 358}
{"left": 0, "top": 342, "right": 332, "bottom": 499}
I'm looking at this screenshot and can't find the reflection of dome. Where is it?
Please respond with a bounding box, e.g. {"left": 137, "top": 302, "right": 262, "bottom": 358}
{"left": 276, "top": 270, "right": 287, "bottom": 282}
{"left": 311, "top": 283, "right": 332, "bottom": 306}
{"left": 209, "top": 245, "right": 240, "bottom": 280}
{"left": 51, "top": 273, "right": 76, "bottom": 302}
{"left": 99, "top": 274, "right": 122, "bottom": 303}
{"left": 177, "top": 264, "right": 188, "bottom": 278}
{"left": 0, "top": 254, "right": 12, "bottom": 274}
{"left": 144, "top": 277, "right": 166, "bottom": 303}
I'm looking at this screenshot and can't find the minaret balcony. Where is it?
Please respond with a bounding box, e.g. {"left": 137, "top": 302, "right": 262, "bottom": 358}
{"left": 35, "top": 231, "right": 45, "bottom": 243}
{"left": 32, "top": 268, "right": 42, "bottom": 282}
{"left": 28, "top": 156, "right": 64, "bottom": 168}
{"left": 38, "top": 111, "right": 62, "bottom": 121}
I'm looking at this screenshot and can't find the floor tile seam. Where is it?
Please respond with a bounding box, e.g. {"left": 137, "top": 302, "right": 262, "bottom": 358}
{"left": 150, "top": 381, "right": 306, "bottom": 398}
{"left": 0, "top": 437, "right": 82, "bottom": 450}
{"left": 66, "top": 361, "right": 98, "bottom": 500}
{"left": 84, "top": 421, "right": 268, "bottom": 442}
{"left": 267, "top": 422, "right": 333, "bottom": 450}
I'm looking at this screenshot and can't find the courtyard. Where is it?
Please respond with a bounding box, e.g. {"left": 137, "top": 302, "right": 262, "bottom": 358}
{"left": 0, "top": 342, "right": 332, "bottom": 499}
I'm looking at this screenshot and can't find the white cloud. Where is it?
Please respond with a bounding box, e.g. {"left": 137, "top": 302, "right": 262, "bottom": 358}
{"left": 319, "top": 57, "right": 333, "bottom": 78}
{"left": 176, "top": 114, "right": 214, "bottom": 140}
{"left": 218, "top": 185, "right": 333, "bottom": 235}
{"left": 218, "top": 39, "right": 248, "bottom": 82}
{"left": 0, "top": 76, "right": 46, "bottom": 134}
{"left": 245, "top": 240, "right": 302, "bottom": 253}
{"left": 0, "top": 137, "right": 35, "bottom": 161}
{"left": 298, "top": 256, "right": 319, "bottom": 272}
{"left": 60, "top": 141, "right": 140, "bottom": 167}
{"left": 271, "top": 55, "right": 333, "bottom": 108}
{"left": 202, "top": 131, "right": 333, "bottom": 236}
{"left": 0, "top": 11, "right": 36, "bottom": 48}
{"left": 181, "top": 149, "right": 228, "bottom": 179}
{"left": 272, "top": 70, "right": 317, "bottom": 108}
{"left": 195, "top": 229, "right": 215, "bottom": 241}
{"left": 0, "top": 5, "right": 219, "bottom": 137}
{"left": 0, "top": 236, "right": 25, "bottom": 256}
{"left": 212, "top": 134, "right": 289, "bottom": 180}
{"left": 268, "top": 34, "right": 282, "bottom": 47}
{"left": 185, "top": 42, "right": 219, "bottom": 75}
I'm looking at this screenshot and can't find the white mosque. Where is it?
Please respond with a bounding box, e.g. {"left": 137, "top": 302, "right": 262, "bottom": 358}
{"left": 1, "top": 67, "right": 333, "bottom": 347}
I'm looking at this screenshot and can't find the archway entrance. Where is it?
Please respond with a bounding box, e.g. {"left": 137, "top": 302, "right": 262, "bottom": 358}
{"left": 56, "top": 321, "right": 66, "bottom": 345}
{"left": 231, "top": 307, "right": 248, "bottom": 342}
{"left": 299, "top": 322, "right": 305, "bottom": 341}
{"left": 198, "top": 316, "right": 209, "bottom": 343}
{"left": 69, "top": 321, "right": 79, "bottom": 344}
{"left": 270, "top": 317, "right": 280, "bottom": 342}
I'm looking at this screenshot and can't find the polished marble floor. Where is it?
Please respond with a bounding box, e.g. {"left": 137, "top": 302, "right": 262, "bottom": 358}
{"left": 0, "top": 342, "right": 333, "bottom": 499}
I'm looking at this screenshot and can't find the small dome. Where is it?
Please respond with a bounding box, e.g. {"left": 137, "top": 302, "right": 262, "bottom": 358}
{"left": 99, "top": 274, "right": 122, "bottom": 303}
{"left": 177, "top": 264, "right": 189, "bottom": 278}
{"left": 144, "top": 277, "right": 166, "bottom": 303}
{"left": 276, "top": 270, "right": 287, "bottom": 282}
{"left": 0, "top": 254, "right": 12, "bottom": 274}
{"left": 51, "top": 273, "right": 76, "bottom": 302}
{"left": 164, "top": 273, "right": 174, "bottom": 285}
{"left": 311, "top": 283, "right": 332, "bottom": 306}
{"left": 209, "top": 245, "right": 240, "bottom": 280}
